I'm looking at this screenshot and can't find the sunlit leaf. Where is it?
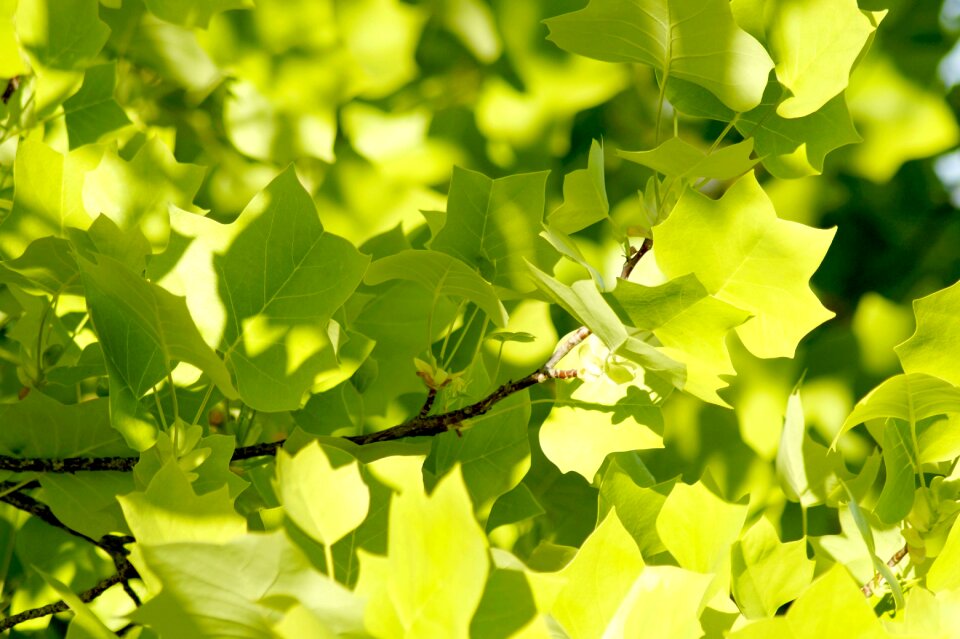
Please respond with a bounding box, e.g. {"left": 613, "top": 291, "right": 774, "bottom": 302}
{"left": 896, "top": 279, "right": 960, "bottom": 388}
{"left": 431, "top": 167, "right": 551, "bottom": 293}
{"left": 544, "top": 0, "right": 773, "bottom": 112}
{"left": 547, "top": 140, "right": 609, "bottom": 235}
{"left": 618, "top": 138, "right": 757, "bottom": 181}
{"left": 768, "top": 0, "right": 883, "bottom": 118}
{"left": 551, "top": 509, "right": 645, "bottom": 639}
{"left": 365, "top": 249, "right": 508, "bottom": 327}
{"left": 654, "top": 172, "right": 835, "bottom": 358}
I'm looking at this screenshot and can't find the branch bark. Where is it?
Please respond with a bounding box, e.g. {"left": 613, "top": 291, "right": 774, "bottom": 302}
{"left": 861, "top": 544, "right": 909, "bottom": 598}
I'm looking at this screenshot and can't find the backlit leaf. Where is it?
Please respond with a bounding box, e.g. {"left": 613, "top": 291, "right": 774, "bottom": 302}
{"left": 544, "top": 0, "right": 773, "bottom": 112}
{"left": 654, "top": 172, "right": 835, "bottom": 359}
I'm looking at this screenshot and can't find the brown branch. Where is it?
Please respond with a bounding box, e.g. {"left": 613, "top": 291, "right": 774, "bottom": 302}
{"left": 0, "top": 571, "right": 126, "bottom": 632}
{"left": 0, "top": 455, "right": 137, "bottom": 473}
{"left": 1, "top": 76, "right": 19, "bottom": 105}
{"left": 620, "top": 237, "right": 653, "bottom": 280}
{"left": 0, "top": 241, "right": 654, "bottom": 464}
{"left": 861, "top": 544, "right": 909, "bottom": 598}
{"left": 417, "top": 388, "right": 438, "bottom": 418}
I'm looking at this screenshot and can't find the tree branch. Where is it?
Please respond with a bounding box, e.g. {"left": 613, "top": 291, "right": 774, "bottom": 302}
{"left": 0, "top": 570, "right": 127, "bottom": 632}
{"left": 0, "top": 240, "right": 655, "bottom": 464}
{"left": 861, "top": 544, "right": 909, "bottom": 598}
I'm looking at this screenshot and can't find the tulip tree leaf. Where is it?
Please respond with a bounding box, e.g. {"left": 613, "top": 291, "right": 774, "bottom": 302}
{"left": 835, "top": 373, "right": 960, "bottom": 444}
{"left": 62, "top": 62, "right": 131, "bottom": 149}
{"left": 275, "top": 442, "right": 370, "bottom": 547}
{"left": 895, "top": 279, "right": 960, "bottom": 388}
{"left": 736, "top": 83, "right": 862, "bottom": 178}
{"left": 364, "top": 249, "right": 508, "bottom": 327}
{"left": 731, "top": 517, "right": 815, "bottom": 618}
{"left": 654, "top": 173, "right": 835, "bottom": 359}
{"left": 768, "top": 0, "right": 883, "bottom": 119}
{"left": 430, "top": 167, "right": 551, "bottom": 293}
{"left": 80, "top": 253, "right": 238, "bottom": 449}
{"left": 618, "top": 138, "right": 757, "bottom": 181}
{"left": 544, "top": 0, "right": 773, "bottom": 112}
{"left": 360, "top": 467, "right": 489, "bottom": 638}
{"left": 216, "top": 167, "right": 370, "bottom": 411}
{"left": 607, "top": 274, "right": 750, "bottom": 406}
{"left": 547, "top": 140, "right": 609, "bottom": 235}
{"left": 2, "top": 138, "right": 97, "bottom": 259}
{"left": 550, "top": 509, "right": 645, "bottom": 638}
{"left": 16, "top": 0, "right": 109, "bottom": 70}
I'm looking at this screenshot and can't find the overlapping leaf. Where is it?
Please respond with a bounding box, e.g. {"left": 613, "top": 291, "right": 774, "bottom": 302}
{"left": 654, "top": 172, "right": 835, "bottom": 359}
{"left": 544, "top": 0, "right": 773, "bottom": 112}
{"left": 895, "top": 279, "right": 960, "bottom": 388}
{"left": 216, "top": 167, "right": 370, "bottom": 411}
{"left": 430, "top": 167, "right": 551, "bottom": 293}
{"left": 364, "top": 249, "right": 507, "bottom": 327}
{"left": 608, "top": 274, "right": 749, "bottom": 405}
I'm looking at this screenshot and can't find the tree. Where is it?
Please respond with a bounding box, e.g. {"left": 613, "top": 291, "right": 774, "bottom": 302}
{"left": 0, "top": 0, "right": 959, "bottom": 636}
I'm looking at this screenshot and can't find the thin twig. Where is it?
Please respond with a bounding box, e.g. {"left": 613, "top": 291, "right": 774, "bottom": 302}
{"left": 418, "top": 388, "right": 438, "bottom": 418}
{"left": 0, "top": 240, "right": 656, "bottom": 467}
{"left": 0, "top": 455, "right": 137, "bottom": 473}
{"left": 861, "top": 544, "right": 909, "bottom": 598}
{"left": 0, "top": 571, "right": 125, "bottom": 632}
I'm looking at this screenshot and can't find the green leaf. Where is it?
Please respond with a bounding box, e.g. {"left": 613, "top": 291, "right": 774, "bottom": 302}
{"left": 731, "top": 517, "right": 815, "bottom": 618}
{"left": 118, "top": 459, "right": 246, "bottom": 545}
{"left": 540, "top": 378, "right": 663, "bottom": 481}
{"left": 80, "top": 253, "right": 237, "bottom": 449}
{"left": 132, "top": 531, "right": 368, "bottom": 638}
{"left": 895, "top": 279, "right": 960, "bottom": 388}
{"left": 470, "top": 562, "right": 538, "bottom": 639}
{"left": 654, "top": 173, "right": 835, "bottom": 359}
{"left": 544, "top": 0, "right": 773, "bottom": 112}
{"left": 0, "top": 237, "right": 81, "bottom": 296}
{"left": 0, "top": 0, "right": 24, "bottom": 77}
{"left": 598, "top": 456, "right": 675, "bottom": 558}
{"left": 784, "top": 564, "right": 884, "bottom": 639}
{"left": 874, "top": 419, "right": 916, "bottom": 525}
{"left": 776, "top": 390, "right": 812, "bottom": 504}
{"left": 275, "top": 441, "right": 369, "bottom": 547}
{"left": 550, "top": 509, "right": 645, "bottom": 639}
{"left": 657, "top": 481, "right": 747, "bottom": 573}
{"left": 430, "top": 167, "right": 551, "bottom": 293}
{"left": 0, "top": 394, "right": 127, "bottom": 458}
{"left": 736, "top": 83, "right": 862, "bottom": 178}
{"left": 430, "top": 391, "right": 531, "bottom": 515}
{"left": 143, "top": 0, "right": 253, "bottom": 29}
{"left": 217, "top": 167, "right": 370, "bottom": 411}
{"left": 618, "top": 138, "right": 757, "bottom": 181}
{"left": 38, "top": 569, "right": 115, "bottom": 639}
{"left": 928, "top": 518, "right": 960, "bottom": 593}
{"left": 40, "top": 472, "right": 134, "bottom": 539}
{"left": 728, "top": 564, "right": 884, "bottom": 639}
{"left": 835, "top": 373, "right": 960, "bottom": 444}
{"left": 486, "top": 483, "right": 545, "bottom": 532}
{"left": 1, "top": 138, "right": 97, "bottom": 259}
{"left": 82, "top": 137, "right": 206, "bottom": 249}
{"left": 611, "top": 566, "right": 712, "bottom": 639}
{"left": 526, "top": 267, "right": 626, "bottom": 350}
{"left": 607, "top": 274, "right": 750, "bottom": 406}
{"left": 546, "top": 140, "right": 609, "bottom": 235}
{"left": 364, "top": 249, "right": 508, "bottom": 327}
{"left": 768, "top": 0, "right": 882, "bottom": 118}
{"left": 16, "top": 0, "right": 109, "bottom": 70}
{"left": 62, "top": 62, "right": 131, "bottom": 149}
{"left": 360, "top": 466, "right": 488, "bottom": 639}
